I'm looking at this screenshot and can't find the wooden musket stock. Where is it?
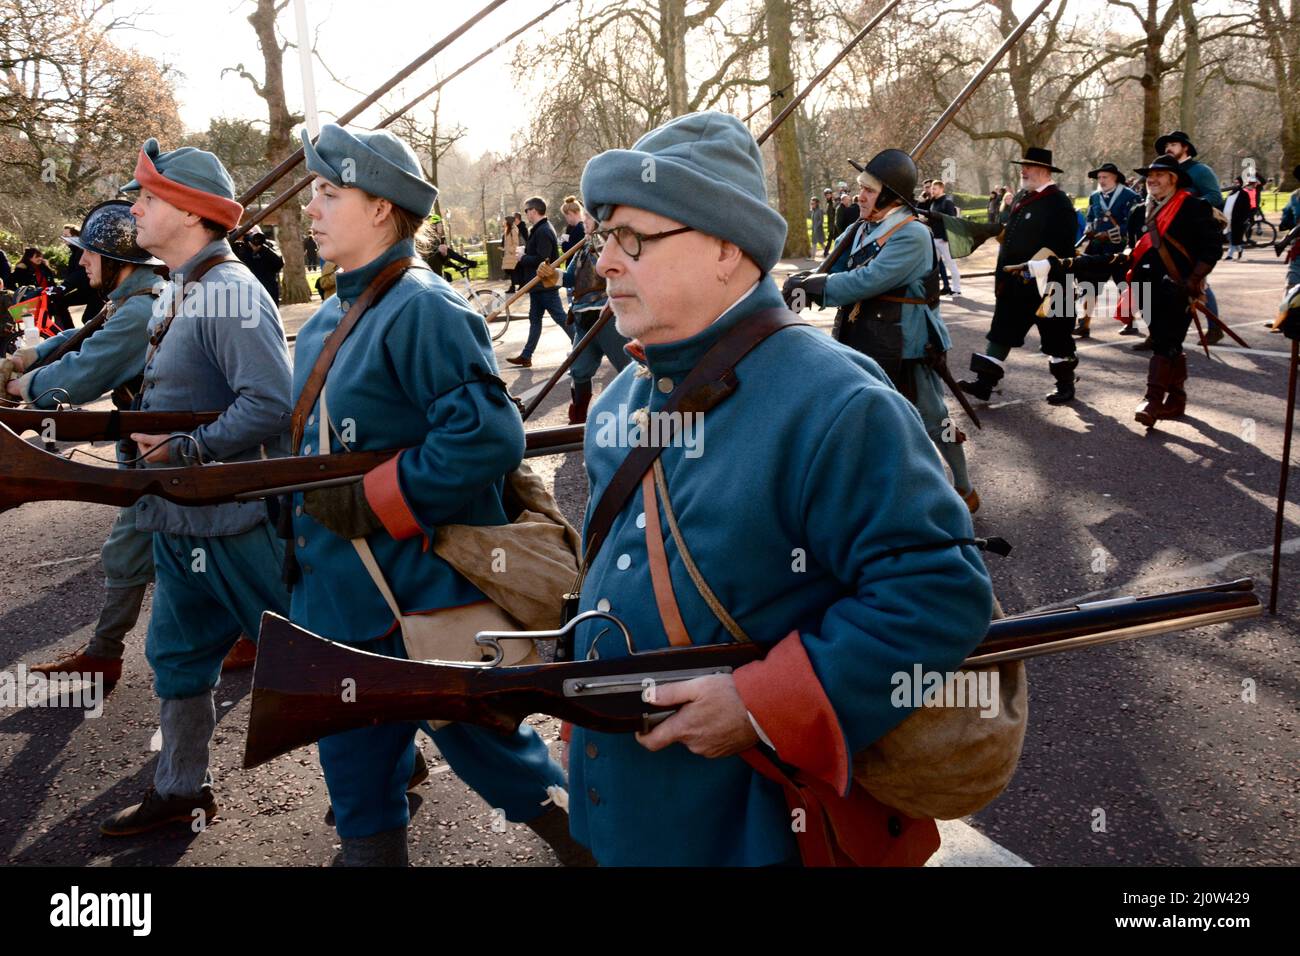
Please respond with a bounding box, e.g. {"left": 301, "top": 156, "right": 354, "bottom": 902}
{"left": 0, "top": 418, "right": 586, "bottom": 513}
{"left": 243, "top": 578, "right": 1261, "bottom": 770}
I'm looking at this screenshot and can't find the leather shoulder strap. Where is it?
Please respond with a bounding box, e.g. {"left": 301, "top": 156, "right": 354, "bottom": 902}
{"left": 290, "top": 256, "right": 429, "bottom": 449}
{"left": 581, "top": 306, "right": 805, "bottom": 568}
{"left": 144, "top": 253, "right": 240, "bottom": 367}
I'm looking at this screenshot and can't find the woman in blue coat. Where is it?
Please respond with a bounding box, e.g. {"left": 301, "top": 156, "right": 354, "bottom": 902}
{"left": 292, "top": 123, "right": 580, "bottom": 866}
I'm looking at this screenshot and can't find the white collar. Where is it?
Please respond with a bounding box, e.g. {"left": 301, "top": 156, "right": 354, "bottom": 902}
{"left": 710, "top": 280, "right": 761, "bottom": 327}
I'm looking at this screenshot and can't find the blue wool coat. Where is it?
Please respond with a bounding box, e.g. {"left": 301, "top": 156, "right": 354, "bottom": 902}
{"left": 288, "top": 239, "right": 525, "bottom": 642}
{"left": 820, "top": 211, "right": 951, "bottom": 359}
{"left": 22, "top": 266, "right": 161, "bottom": 408}
{"left": 569, "top": 278, "right": 993, "bottom": 866}
{"left": 1085, "top": 185, "right": 1140, "bottom": 251}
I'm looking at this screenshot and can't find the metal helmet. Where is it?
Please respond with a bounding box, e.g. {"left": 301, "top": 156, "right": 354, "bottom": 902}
{"left": 848, "top": 149, "right": 918, "bottom": 204}
{"left": 64, "top": 200, "right": 161, "bottom": 265}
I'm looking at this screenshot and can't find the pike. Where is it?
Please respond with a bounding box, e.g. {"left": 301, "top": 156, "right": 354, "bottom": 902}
{"left": 236, "top": 0, "right": 575, "bottom": 239}
{"left": 234, "top": 0, "right": 510, "bottom": 213}
{"left": 816, "top": 0, "right": 1055, "bottom": 276}
{"left": 515, "top": 0, "right": 905, "bottom": 420}
{"left": 0, "top": 420, "right": 585, "bottom": 514}
{"left": 242, "top": 577, "right": 1262, "bottom": 770}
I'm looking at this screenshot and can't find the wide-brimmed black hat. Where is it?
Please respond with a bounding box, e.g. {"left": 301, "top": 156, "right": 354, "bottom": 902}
{"left": 1154, "top": 130, "right": 1197, "bottom": 158}
{"left": 1088, "top": 162, "right": 1123, "bottom": 180}
{"left": 1135, "top": 154, "right": 1192, "bottom": 187}
{"left": 1010, "top": 146, "right": 1063, "bottom": 173}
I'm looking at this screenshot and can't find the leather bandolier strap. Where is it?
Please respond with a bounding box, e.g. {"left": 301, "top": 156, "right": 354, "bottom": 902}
{"left": 579, "top": 307, "right": 806, "bottom": 571}
{"left": 290, "top": 257, "right": 429, "bottom": 449}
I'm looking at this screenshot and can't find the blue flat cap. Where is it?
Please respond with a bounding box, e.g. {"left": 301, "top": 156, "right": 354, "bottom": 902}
{"left": 580, "top": 111, "right": 786, "bottom": 273}
{"left": 302, "top": 124, "right": 437, "bottom": 218}
{"left": 121, "top": 138, "right": 243, "bottom": 229}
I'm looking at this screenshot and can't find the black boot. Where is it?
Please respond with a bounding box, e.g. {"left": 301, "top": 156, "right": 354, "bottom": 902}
{"left": 1132, "top": 335, "right": 1154, "bottom": 352}
{"left": 957, "top": 353, "right": 1004, "bottom": 402}
{"left": 1045, "top": 357, "right": 1078, "bottom": 405}
{"left": 1071, "top": 316, "right": 1091, "bottom": 339}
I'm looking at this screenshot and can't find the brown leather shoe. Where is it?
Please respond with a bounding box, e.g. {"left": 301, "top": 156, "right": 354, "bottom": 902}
{"left": 221, "top": 635, "right": 257, "bottom": 672}
{"left": 506, "top": 355, "right": 532, "bottom": 368}
{"left": 29, "top": 647, "right": 122, "bottom": 689}
{"left": 100, "top": 786, "right": 218, "bottom": 837}
{"left": 960, "top": 488, "right": 980, "bottom": 514}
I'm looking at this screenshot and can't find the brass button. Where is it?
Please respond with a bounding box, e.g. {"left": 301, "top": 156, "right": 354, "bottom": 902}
{"left": 657, "top": 376, "right": 673, "bottom": 394}
{"left": 303, "top": 444, "right": 312, "bottom": 455}
{"left": 307, "top": 415, "right": 315, "bottom": 426}
{"left": 588, "top": 787, "right": 600, "bottom": 805}
{"left": 585, "top": 742, "right": 598, "bottom": 759}
{"left": 294, "top": 505, "right": 303, "bottom": 517}
{"left": 297, "top": 536, "right": 306, "bottom": 548}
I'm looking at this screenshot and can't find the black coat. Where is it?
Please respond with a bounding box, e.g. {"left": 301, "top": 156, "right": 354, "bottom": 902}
{"left": 928, "top": 195, "right": 958, "bottom": 241}
{"left": 515, "top": 218, "right": 558, "bottom": 286}
{"left": 241, "top": 242, "right": 284, "bottom": 304}
{"left": 834, "top": 201, "right": 860, "bottom": 238}
{"left": 11, "top": 262, "right": 56, "bottom": 290}
{"left": 0, "top": 251, "right": 11, "bottom": 290}
{"left": 992, "top": 185, "right": 1079, "bottom": 325}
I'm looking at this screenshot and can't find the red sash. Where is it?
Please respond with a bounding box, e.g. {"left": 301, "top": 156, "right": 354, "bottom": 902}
{"left": 1115, "top": 189, "right": 1190, "bottom": 322}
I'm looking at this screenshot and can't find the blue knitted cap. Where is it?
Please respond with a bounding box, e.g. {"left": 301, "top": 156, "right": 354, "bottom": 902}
{"left": 301, "top": 124, "right": 437, "bottom": 217}
{"left": 580, "top": 111, "right": 786, "bottom": 273}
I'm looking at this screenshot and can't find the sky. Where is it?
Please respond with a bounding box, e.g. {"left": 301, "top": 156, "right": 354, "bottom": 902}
{"left": 116, "top": 0, "right": 579, "bottom": 159}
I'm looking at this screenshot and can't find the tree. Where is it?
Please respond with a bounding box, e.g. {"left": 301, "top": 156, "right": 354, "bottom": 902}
{"left": 764, "top": 0, "right": 808, "bottom": 257}
{"left": 183, "top": 118, "right": 269, "bottom": 193}
{"left": 1258, "top": 0, "right": 1299, "bottom": 187}
{"left": 0, "top": 0, "right": 182, "bottom": 236}
{"left": 225, "top": 0, "right": 310, "bottom": 305}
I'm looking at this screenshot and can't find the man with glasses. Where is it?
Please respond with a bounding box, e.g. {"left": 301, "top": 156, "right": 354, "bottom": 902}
{"left": 564, "top": 110, "right": 993, "bottom": 866}
{"left": 507, "top": 196, "right": 568, "bottom": 367}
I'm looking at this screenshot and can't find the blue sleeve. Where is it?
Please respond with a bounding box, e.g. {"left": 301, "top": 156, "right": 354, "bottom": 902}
{"left": 186, "top": 285, "right": 292, "bottom": 462}
{"left": 795, "top": 384, "right": 993, "bottom": 752}
{"left": 1281, "top": 195, "right": 1299, "bottom": 231}
{"left": 379, "top": 287, "right": 525, "bottom": 530}
{"left": 33, "top": 327, "right": 76, "bottom": 362}
{"left": 822, "top": 225, "right": 929, "bottom": 308}
{"left": 28, "top": 296, "right": 151, "bottom": 408}
{"left": 1192, "top": 165, "right": 1224, "bottom": 209}
{"left": 563, "top": 256, "right": 578, "bottom": 289}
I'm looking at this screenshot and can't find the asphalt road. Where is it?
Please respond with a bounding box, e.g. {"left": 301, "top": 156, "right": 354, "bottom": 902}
{"left": 1, "top": 245, "right": 1295, "bottom": 866}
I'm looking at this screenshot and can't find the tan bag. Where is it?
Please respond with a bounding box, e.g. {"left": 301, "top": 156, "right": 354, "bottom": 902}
{"left": 647, "top": 460, "right": 1027, "bottom": 820}
{"left": 317, "top": 389, "right": 546, "bottom": 670}
{"left": 432, "top": 462, "right": 581, "bottom": 632}
{"left": 852, "top": 600, "right": 1029, "bottom": 820}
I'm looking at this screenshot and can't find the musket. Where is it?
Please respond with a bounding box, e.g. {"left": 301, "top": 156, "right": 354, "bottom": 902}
{"left": 0, "top": 419, "right": 585, "bottom": 514}
{"left": 814, "top": 0, "right": 1055, "bottom": 275}
{"left": 243, "top": 577, "right": 1262, "bottom": 770}
{"left": 514, "top": 0, "right": 905, "bottom": 421}
{"left": 235, "top": 0, "right": 574, "bottom": 240}
{"left": 233, "top": 0, "right": 510, "bottom": 214}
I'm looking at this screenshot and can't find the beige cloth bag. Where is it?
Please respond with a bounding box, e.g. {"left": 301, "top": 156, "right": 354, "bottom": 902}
{"left": 852, "top": 599, "right": 1029, "bottom": 820}
{"left": 318, "top": 389, "right": 557, "bottom": 670}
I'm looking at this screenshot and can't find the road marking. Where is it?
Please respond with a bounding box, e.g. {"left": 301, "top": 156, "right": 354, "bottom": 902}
{"left": 930, "top": 819, "right": 1032, "bottom": 867}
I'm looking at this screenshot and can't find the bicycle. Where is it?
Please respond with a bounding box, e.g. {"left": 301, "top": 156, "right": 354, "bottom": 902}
{"left": 1244, "top": 206, "right": 1278, "bottom": 248}
{"left": 451, "top": 265, "right": 512, "bottom": 342}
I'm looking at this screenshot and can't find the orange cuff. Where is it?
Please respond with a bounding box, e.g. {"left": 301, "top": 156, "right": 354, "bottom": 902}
{"left": 733, "top": 631, "right": 851, "bottom": 795}
{"left": 363, "top": 453, "right": 423, "bottom": 541}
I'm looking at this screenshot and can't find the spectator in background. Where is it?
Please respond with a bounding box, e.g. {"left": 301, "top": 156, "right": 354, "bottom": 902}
{"left": 834, "top": 188, "right": 859, "bottom": 240}
{"left": 822, "top": 187, "right": 836, "bottom": 247}
{"left": 0, "top": 248, "right": 11, "bottom": 289}
{"left": 501, "top": 213, "right": 523, "bottom": 293}
{"left": 1225, "top": 176, "right": 1251, "bottom": 260}
{"left": 506, "top": 195, "right": 567, "bottom": 368}
{"left": 1000, "top": 187, "right": 1014, "bottom": 221}
{"left": 559, "top": 195, "right": 586, "bottom": 254}
{"left": 987, "top": 187, "right": 1006, "bottom": 224}
{"left": 242, "top": 231, "right": 284, "bottom": 305}
{"left": 12, "top": 247, "right": 73, "bottom": 331}
{"left": 810, "top": 195, "right": 825, "bottom": 255}
{"left": 304, "top": 234, "right": 320, "bottom": 270}
{"left": 426, "top": 216, "right": 475, "bottom": 279}
{"left": 928, "top": 179, "right": 961, "bottom": 296}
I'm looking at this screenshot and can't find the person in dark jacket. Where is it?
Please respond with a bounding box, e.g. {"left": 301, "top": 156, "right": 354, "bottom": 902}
{"left": 239, "top": 231, "right": 284, "bottom": 304}
{"left": 506, "top": 196, "right": 567, "bottom": 367}
{"left": 0, "top": 249, "right": 11, "bottom": 290}
{"left": 1046, "top": 154, "right": 1222, "bottom": 426}
{"left": 1224, "top": 177, "right": 1251, "bottom": 259}
{"left": 834, "top": 188, "right": 859, "bottom": 239}
{"left": 12, "top": 247, "right": 73, "bottom": 332}
{"left": 958, "top": 147, "right": 1081, "bottom": 405}
{"left": 822, "top": 187, "right": 836, "bottom": 246}
{"left": 927, "top": 179, "right": 961, "bottom": 295}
